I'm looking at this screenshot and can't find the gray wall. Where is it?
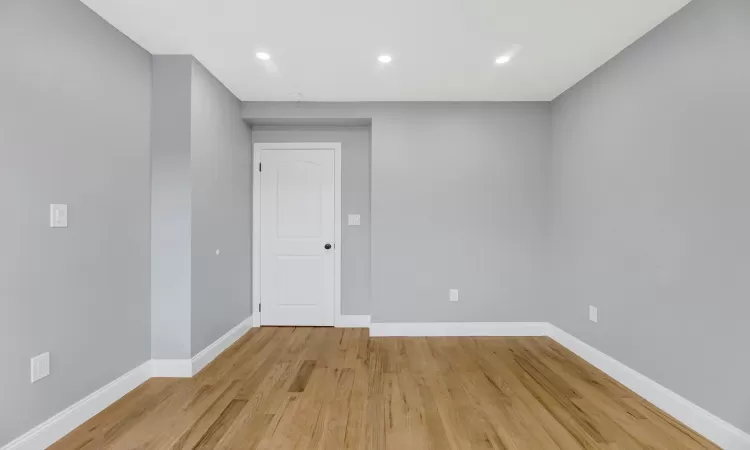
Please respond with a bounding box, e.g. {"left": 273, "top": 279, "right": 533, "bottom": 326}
{"left": 0, "top": 0, "right": 152, "bottom": 445}
{"left": 243, "top": 103, "right": 552, "bottom": 323}
{"left": 251, "top": 126, "right": 372, "bottom": 315}
{"left": 190, "top": 61, "right": 252, "bottom": 356}
{"left": 551, "top": 0, "right": 750, "bottom": 433}
{"left": 151, "top": 56, "right": 193, "bottom": 359}
{"left": 151, "top": 57, "right": 253, "bottom": 358}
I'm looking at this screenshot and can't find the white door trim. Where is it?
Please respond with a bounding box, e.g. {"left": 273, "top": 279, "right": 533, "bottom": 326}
{"left": 252, "top": 142, "right": 342, "bottom": 328}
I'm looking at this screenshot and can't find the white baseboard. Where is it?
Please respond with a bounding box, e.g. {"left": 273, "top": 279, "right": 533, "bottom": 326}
{"left": 1, "top": 361, "right": 152, "bottom": 450}
{"left": 191, "top": 316, "right": 253, "bottom": 375}
{"left": 369, "top": 322, "right": 549, "bottom": 337}
{"left": 548, "top": 325, "right": 750, "bottom": 450}
{"left": 336, "top": 315, "right": 371, "bottom": 328}
{"left": 150, "top": 359, "right": 193, "bottom": 378}
{"left": 151, "top": 316, "right": 254, "bottom": 378}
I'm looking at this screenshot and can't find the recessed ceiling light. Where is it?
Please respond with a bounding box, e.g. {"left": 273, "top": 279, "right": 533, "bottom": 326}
{"left": 495, "top": 55, "right": 512, "bottom": 65}
{"left": 256, "top": 52, "right": 271, "bottom": 61}
{"left": 378, "top": 54, "right": 392, "bottom": 64}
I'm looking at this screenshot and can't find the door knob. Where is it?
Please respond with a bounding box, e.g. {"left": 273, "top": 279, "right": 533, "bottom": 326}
{"left": 324, "top": 243, "right": 332, "bottom": 250}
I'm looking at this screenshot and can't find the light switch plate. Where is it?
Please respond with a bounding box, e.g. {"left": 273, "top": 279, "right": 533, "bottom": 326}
{"left": 449, "top": 289, "right": 459, "bottom": 302}
{"left": 50, "top": 204, "right": 68, "bottom": 228}
{"left": 589, "top": 305, "right": 598, "bottom": 323}
{"left": 347, "top": 214, "right": 361, "bottom": 226}
{"left": 31, "top": 352, "right": 50, "bottom": 383}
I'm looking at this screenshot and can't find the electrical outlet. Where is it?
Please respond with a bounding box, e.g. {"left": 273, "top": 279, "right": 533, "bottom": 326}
{"left": 589, "top": 305, "right": 598, "bottom": 323}
{"left": 31, "top": 352, "right": 50, "bottom": 383}
{"left": 449, "top": 289, "right": 459, "bottom": 302}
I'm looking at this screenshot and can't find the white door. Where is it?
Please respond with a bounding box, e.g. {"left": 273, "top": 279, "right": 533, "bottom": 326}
{"left": 259, "top": 147, "right": 336, "bottom": 326}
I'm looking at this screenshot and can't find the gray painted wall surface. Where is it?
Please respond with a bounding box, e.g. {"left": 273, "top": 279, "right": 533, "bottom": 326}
{"left": 244, "top": 103, "right": 552, "bottom": 323}
{"left": 151, "top": 57, "right": 252, "bottom": 358}
{"left": 190, "top": 61, "right": 252, "bottom": 356}
{"left": 0, "top": 0, "right": 152, "bottom": 445}
{"left": 251, "top": 126, "right": 372, "bottom": 315}
{"left": 151, "top": 56, "right": 193, "bottom": 360}
{"left": 551, "top": 0, "right": 750, "bottom": 433}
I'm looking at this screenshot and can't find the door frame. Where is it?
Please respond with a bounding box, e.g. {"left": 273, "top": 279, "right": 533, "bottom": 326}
{"left": 252, "top": 142, "right": 342, "bottom": 328}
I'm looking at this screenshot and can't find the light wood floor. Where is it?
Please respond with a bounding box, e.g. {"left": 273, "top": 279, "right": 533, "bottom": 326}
{"left": 51, "top": 327, "right": 718, "bottom": 449}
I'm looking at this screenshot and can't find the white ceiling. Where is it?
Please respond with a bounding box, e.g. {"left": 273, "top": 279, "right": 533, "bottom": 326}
{"left": 80, "top": 0, "right": 691, "bottom": 102}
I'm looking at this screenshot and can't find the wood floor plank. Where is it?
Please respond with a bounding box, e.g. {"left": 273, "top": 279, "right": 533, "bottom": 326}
{"left": 167, "top": 381, "right": 243, "bottom": 449}
{"left": 438, "top": 371, "right": 500, "bottom": 450}
{"left": 319, "top": 368, "right": 355, "bottom": 448}
{"left": 192, "top": 399, "right": 247, "bottom": 449}
{"left": 288, "top": 360, "right": 316, "bottom": 393}
{"left": 48, "top": 328, "right": 720, "bottom": 450}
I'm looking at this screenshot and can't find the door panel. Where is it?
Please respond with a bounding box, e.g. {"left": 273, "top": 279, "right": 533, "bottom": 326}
{"left": 260, "top": 149, "right": 335, "bottom": 326}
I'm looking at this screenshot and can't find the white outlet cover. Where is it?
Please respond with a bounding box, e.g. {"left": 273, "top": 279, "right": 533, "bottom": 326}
{"left": 31, "top": 352, "right": 50, "bottom": 383}
{"left": 449, "top": 289, "right": 459, "bottom": 302}
{"left": 50, "top": 204, "right": 68, "bottom": 228}
{"left": 589, "top": 305, "right": 598, "bottom": 323}
{"left": 347, "top": 214, "right": 361, "bottom": 226}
